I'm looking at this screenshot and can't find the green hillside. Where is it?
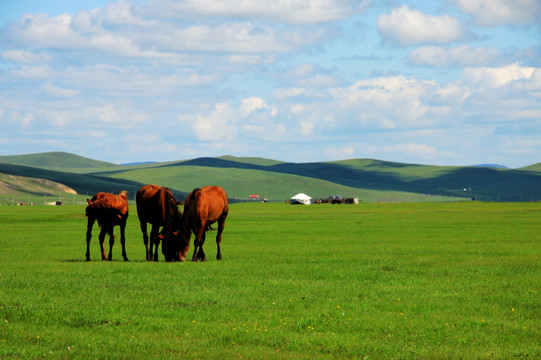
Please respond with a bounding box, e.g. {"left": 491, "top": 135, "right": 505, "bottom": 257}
{"left": 2, "top": 152, "right": 541, "bottom": 203}
{"left": 103, "top": 164, "right": 448, "bottom": 202}
{"left": 0, "top": 151, "right": 117, "bottom": 171}
{"left": 0, "top": 162, "right": 153, "bottom": 201}
{"left": 521, "top": 162, "right": 541, "bottom": 172}
{"left": 118, "top": 156, "right": 541, "bottom": 202}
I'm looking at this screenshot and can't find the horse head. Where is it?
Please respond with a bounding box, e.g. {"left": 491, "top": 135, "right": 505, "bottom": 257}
{"left": 159, "top": 231, "right": 189, "bottom": 262}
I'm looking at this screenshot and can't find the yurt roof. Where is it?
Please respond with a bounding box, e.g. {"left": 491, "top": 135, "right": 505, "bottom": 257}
{"left": 291, "top": 193, "right": 311, "bottom": 200}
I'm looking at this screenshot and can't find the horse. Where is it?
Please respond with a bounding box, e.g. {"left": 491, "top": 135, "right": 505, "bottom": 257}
{"left": 85, "top": 190, "right": 129, "bottom": 261}
{"left": 136, "top": 184, "right": 182, "bottom": 261}
{"left": 177, "top": 185, "right": 228, "bottom": 262}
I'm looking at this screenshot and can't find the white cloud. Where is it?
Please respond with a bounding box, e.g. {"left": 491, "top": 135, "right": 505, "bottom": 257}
{"left": 329, "top": 76, "right": 435, "bottom": 127}
{"left": 183, "top": 96, "right": 278, "bottom": 141}
{"left": 22, "top": 113, "right": 34, "bottom": 128}
{"left": 463, "top": 63, "right": 536, "bottom": 88}
{"left": 10, "top": 65, "right": 55, "bottom": 79}
{"left": 324, "top": 145, "right": 355, "bottom": 159}
{"left": 42, "top": 83, "right": 78, "bottom": 97}
{"left": 408, "top": 45, "right": 498, "bottom": 68}
{"left": 165, "top": 23, "right": 326, "bottom": 53}
{"left": 1, "top": 50, "right": 51, "bottom": 64}
{"left": 142, "top": 0, "right": 366, "bottom": 24}
{"left": 3, "top": 8, "right": 330, "bottom": 60}
{"left": 56, "top": 65, "right": 218, "bottom": 94}
{"left": 450, "top": 0, "right": 539, "bottom": 26}
{"left": 300, "top": 121, "right": 314, "bottom": 136}
{"left": 189, "top": 102, "right": 237, "bottom": 141}
{"left": 383, "top": 142, "right": 437, "bottom": 158}
{"left": 299, "top": 74, "right": 338, "bottom": 88}
{"left": 274, "top": 87, "right": 306, "bottom": 99}
{"left": 4, "top": 12, "right": 153, "bottom": 58}
{"left": 377, "top": 6, "right": 465, "bottom": 46}
{"left": 240, "top": 97, "right": 276, "bottom": 117}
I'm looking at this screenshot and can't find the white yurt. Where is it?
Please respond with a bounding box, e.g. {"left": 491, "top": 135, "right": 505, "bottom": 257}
{"left": 290, "top": 193, "right": 312, "bottom": 205}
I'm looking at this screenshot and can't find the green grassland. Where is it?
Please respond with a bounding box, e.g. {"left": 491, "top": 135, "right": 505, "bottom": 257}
{"left": 1, "top": 202, "right": 540, "bottom": 359}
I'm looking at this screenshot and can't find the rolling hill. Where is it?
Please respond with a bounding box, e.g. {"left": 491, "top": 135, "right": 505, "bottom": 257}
{"left": 521, "top": 162, "right": 541, "bottom": 172}
{"left": 1, "top": 152, "right": 541, "bottom": 203}
{"left": 0, "top": 152, "right": 117, "bottom": 171}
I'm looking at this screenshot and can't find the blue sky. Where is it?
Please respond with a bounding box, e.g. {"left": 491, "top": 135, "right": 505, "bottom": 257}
{"left": 1, "top": 0, "right": 540, "bottom": 167}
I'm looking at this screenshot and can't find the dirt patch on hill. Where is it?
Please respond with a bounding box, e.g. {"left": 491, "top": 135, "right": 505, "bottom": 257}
{"left": 0, "top": 174, "right": 77, "bottom": 195}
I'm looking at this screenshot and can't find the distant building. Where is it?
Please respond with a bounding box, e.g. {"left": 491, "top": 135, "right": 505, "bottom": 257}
{"left": 291, "top": 193, "right": 312, "bottom": 205}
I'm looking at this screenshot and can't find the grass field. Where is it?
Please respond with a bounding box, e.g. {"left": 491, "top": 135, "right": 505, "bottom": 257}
{"left": 0, "top": 202, "right": 540, "bottom": 359}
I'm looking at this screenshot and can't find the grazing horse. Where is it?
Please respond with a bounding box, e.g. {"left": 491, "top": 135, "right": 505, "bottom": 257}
{"left": 136, "top": 184, "right": 182, "bottom": 261}
{"left": 178, "top": 186, "right": 228, "bottom": 262}
{"left": 85, "top": 191, "right": 129, "bottom": 261}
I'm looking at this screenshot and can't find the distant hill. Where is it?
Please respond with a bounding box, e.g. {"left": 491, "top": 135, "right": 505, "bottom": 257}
{"left": 0, "top": 152, "right": 117, "bottom": 171}
{"left": 520, "top": 163, "right": 541, "bottom": 172}
{"left": 0, "top": 172, "right": 77, "bottom": 203}
{"left": 121, "top": 161, "right": 157, "bottom": 166}
{"left": 0, "top": 162, "right": 157, "bottom": 201}
{"left": 2, "top": 152, "right": 541, "bottom": 202}
{"left": 473, "top": 164, "right": 508, "bottom": 169}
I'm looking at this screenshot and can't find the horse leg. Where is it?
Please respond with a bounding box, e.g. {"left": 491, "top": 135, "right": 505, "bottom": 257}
{"left": 86, "top": 217, "right": 96, "bottom": 261}
{"left": 216, "top": 219, "right": 225, "bottom": 260}
{"left": 98, "top": 227, "right": 108, "bottom": 260}
{"left": 140, "top": 221, "right": 151, "bottom": 261}
{"left": 150, "top": 224, "right": 160, "bottom": 261}
{"left": 197, "top": 232, "right": 207, "bottom": 262}
{"left": 120, "top": 221, "right": 129, "bottom": 262}
{"left": 192, "top": 225, "right": 206, "bottom": 262}
{"left": 191, "top": 229, "right": 201, "bottom": 262}
{"left": 107, "top": 226, "right": 115, "bottom": 261}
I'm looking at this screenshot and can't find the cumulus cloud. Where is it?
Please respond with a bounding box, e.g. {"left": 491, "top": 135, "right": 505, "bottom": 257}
{"left": 408, "top": 45, "right": 499, "bottom": 67}
{"left": 329, "top": 76, "right": 435, "bottom": 128}
{"left": 377, "top": 6, "right": 465, "bottom": 46}
{"left": 240, "top": 97, "right": 277, "bottom": 117}
{"left": 450, "top": 0, "right": 539, "bottom": 26}
{"left": 182, "top": 96, "right": 278, "bottom": 141}
{"left": 142, "top": 0, "right": 367, "bottom": 24}
{"left": 2, "top": 6, "right": 330, "bottom": 62}
{"left": 463, "top": 63, "right": 536, "bottom": 88}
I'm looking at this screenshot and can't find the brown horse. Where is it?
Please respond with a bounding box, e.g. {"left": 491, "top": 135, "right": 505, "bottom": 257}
{"left": 85, "top": 191, "right": 129, "bottom": 261}
{"left": 177, "top": 185, "right": 228, "bottom": 262}
{"left": 136, "top": 184, "right": 182, "bottom": 261}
